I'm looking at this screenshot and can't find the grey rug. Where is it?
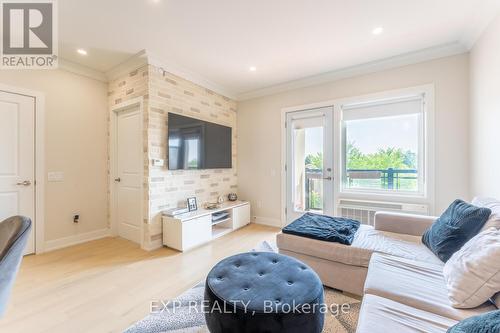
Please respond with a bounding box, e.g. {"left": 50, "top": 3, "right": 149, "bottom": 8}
{"left": 125, "top": 242, "right": 360, "bottom": 333}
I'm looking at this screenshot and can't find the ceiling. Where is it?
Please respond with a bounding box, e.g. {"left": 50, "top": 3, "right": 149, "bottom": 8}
{"left": 59, "top": 0, "right": 500, "bottom": 99}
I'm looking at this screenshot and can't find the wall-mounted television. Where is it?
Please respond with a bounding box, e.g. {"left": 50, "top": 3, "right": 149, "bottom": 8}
{"left": 168, "top": 113, "right": 232, "bottom": 170}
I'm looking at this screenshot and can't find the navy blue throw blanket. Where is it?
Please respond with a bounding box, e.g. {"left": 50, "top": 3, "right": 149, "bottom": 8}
{"left": 447, "top": 310, "right": 500, "bottom": 333}
{"left": 282, "top": 213, "right": 360, "bottom": 245}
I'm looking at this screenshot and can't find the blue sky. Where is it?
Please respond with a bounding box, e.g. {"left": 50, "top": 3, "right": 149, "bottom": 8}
{"left": 304, "top": 114, "right": 419, "bottom": 156}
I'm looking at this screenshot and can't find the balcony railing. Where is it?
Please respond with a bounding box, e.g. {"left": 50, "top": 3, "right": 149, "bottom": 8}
{"left": 304, "top": 168, "right": 418, "bottom": 210}
{"left": 346, "top": 168, "right": 418, "bottom": 190}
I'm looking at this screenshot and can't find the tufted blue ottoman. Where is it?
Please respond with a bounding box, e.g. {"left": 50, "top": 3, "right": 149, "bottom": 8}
{"left": 204, "top": 252, "right": 324, "bottom": 333}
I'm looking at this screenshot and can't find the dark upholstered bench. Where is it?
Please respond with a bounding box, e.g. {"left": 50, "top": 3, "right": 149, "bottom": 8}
{"left": 204, "top": 252, "right": 324, "bottom": 333}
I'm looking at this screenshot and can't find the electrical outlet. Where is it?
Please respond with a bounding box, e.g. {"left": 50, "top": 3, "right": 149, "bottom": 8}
{"left": 73, "top": 214, "right": 80, "bottom": 223}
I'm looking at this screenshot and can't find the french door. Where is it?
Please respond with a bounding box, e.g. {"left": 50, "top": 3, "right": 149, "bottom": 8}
{"left": 285, "top": 107, "right": 334, "bottom": 225}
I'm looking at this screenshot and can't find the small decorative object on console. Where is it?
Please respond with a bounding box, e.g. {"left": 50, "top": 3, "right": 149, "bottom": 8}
{"left": 204, "top": 202, "right": 219, "bottom": 210}
{"left": 227, "top": 193, "right": 237, "bottom": 201}
{"left": 217, "top": 195, "right": 224, "bottom": 204}
{"left": 187, "top": 197, "right": 198, "bottom": 212}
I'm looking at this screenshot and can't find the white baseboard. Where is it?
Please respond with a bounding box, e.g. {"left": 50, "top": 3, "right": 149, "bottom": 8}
{"left": 43, "top": 228, "right": 111, "bottom": 253}
{"left": 142, "top": 239, "right": 163, "bottom": 251}
{"left": 253, "top": 216, "right": 282, "bottom": 228}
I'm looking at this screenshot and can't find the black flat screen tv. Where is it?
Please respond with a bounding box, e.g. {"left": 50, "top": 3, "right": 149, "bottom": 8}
{"left": 168, "top": 113, "right": 232, "bottom": 170}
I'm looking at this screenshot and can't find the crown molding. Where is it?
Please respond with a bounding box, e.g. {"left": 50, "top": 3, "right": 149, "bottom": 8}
{"left": 103, "top": 49, "right": 237, "bottom": 100}
{"left": 236, "top": 42, "right": 468, "bottom": 101}
{"left": 105, "top": 49, "right": 149, "bottom": 81}
{"left": 59, "top": 39, "right": 472, "bottom": 101}
{"left": 58, "top": 58, "right": 107, "bottom": 82}
{"left": 146, "top": 50, "right": 237, "bottom": 100}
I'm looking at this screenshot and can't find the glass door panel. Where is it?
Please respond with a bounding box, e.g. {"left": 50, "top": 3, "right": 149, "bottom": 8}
{"left": 286, "top": 107, "right": 333, "bottom": 225}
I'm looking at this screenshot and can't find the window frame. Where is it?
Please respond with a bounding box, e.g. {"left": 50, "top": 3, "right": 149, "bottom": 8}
{"left": 338, "top": 90, "right": 431, "bottom": 199}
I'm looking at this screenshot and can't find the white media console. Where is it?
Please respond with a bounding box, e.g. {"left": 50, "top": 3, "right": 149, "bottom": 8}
{"left": 162, "top": 201, "right": 251, "bottom": 251}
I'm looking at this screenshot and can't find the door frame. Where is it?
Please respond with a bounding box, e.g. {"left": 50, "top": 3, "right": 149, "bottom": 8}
{"left": 109, "top": 97, "right": 144, "bottom": 248}
{"left": 0, "top": 83, "right": 45, "bottom": 254}
{"left": 281, "top": 103, "right": 337, "bottom": 227}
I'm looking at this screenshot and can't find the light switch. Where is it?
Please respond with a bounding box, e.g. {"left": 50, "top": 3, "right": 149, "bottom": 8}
{"left": 48, "top": 171, "right": 64, "bottom": 182}
{"left": 152, "top": 158, "right": 165, "bottom": 167}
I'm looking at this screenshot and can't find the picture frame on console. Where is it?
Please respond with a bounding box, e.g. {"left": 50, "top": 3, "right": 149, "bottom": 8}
{"left": 187, "top": 197, "right": 198, "bottom": 212}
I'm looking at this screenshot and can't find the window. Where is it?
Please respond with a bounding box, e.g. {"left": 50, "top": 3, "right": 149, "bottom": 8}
{"left": 341, "top": 96, "right": 424, "bottom": 195}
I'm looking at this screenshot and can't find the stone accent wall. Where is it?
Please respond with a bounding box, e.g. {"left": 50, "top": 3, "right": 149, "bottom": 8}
{"left": 147, "top": 65, "right": 238, "bottom": 248}
{"left": 108, "top": 64, "right": 237, "bottom": 249}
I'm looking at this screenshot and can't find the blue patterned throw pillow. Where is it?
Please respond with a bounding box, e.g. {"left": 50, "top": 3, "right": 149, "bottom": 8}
{"left": 447, "top": 310, "right": 500, "bottom": 333}
{"left": 422, "top": 199, "right": 491, "bottom": 262}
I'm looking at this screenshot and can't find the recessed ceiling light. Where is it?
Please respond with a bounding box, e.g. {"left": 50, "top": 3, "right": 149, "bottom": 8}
{"left": 77, "top": 49, "right": 88, "bottom": 55}
{"left": 249, "top": 66, "right": 256, "bottom": 72}
{"left": 372, "top": 27, "right": 384, "bottom": 35}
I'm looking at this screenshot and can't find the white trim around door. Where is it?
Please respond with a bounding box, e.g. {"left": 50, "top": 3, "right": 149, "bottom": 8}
{"left": 0, "top": 83, "right": 45, "bottom": 254}
{"left": 109, "top": 97, "right": 145, "bottom": 248}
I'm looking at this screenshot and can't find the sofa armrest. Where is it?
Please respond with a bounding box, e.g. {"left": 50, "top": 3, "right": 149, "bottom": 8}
{"left": 374, "top": 211, "right": 438, "bottom": 236}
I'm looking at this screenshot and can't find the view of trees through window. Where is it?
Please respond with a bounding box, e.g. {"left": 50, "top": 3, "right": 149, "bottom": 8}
{"left": 344, "top": 113, "right": 420, "bottom": 192}
{"left": 345, "top": 142, "right": 418, "bottom": 191}
{"left": 304, "top": 152, "right": 323, "bottom": 210}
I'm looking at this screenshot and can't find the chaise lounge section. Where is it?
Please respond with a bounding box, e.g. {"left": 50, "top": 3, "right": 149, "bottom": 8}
{"left": 277, "top": 211, "right": 440, "bottom": 295}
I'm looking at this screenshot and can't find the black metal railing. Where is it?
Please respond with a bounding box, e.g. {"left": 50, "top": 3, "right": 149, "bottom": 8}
{"left": 304, "top": 168, "right": 418, "bottom": 210}
{"left": 305, "top": 168, "right": 323, "bottom": 210}
{"left": 346, "top": 168, "right": 418, "bottom": 190}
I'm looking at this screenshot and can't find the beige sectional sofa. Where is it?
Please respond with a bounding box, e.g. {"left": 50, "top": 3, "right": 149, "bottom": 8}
{"left": 276, "top": 209, "right": 498, "bottom": 332}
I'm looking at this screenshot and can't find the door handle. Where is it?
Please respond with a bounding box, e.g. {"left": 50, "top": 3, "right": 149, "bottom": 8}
{"left": 16, "top": 180, "right": 31, "bottom": 186}
{"left": 323, "top": 177, "right": 332, "bottom": 181}
{"left": 114, "top": 177, "right": 121, "bottom": 182}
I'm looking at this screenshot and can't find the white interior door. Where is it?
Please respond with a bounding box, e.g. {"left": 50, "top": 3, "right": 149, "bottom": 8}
{"left": 114, "top": 107, "right": 142, "bottom": 244}
{"left": 285, "top": 107, "right": 333, "bottom": 225}
{"left": 0, "top": 91, "right": 35, "bottom": 254}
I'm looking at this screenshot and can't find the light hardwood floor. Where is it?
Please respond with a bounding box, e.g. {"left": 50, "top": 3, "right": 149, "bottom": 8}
{"left": 0, "top": 223, "right": 279, "bottom": 333}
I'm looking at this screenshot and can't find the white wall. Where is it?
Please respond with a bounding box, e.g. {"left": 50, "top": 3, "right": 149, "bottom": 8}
{"left": 0, "top": 69, "right": 108, "bottom": 244}
{"left": 470, "top": 14, "right": 500, "bottom": 199}
{"left": 238, "top": 54, "right": 470, "bottom": 226}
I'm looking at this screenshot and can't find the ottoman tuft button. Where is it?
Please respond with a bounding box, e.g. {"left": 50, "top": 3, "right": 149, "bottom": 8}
{"left": 287, "top": 281, "right": 293, "bottom": 285}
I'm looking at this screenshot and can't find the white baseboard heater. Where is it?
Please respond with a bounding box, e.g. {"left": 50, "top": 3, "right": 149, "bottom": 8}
{"left": 337, "top": 199, "right": 429, "bottom": 226}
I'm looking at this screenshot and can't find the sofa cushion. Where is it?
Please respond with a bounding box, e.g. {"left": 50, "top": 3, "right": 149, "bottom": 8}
{"left": 472, "top": 197, "right": 500, "bottom": 231}
{"left": 356, "top": 294, "right": 457, "bottom": 333}
{"left": 364, "top": 254, "right": 496, "bottom": 321}
{"left": 422, "top": 199, "right": 491, "bottom": 262}
{"left": 443, "top": 227, "right": 500, "bottom": 308}
{"left": 276, "top": 225, "right": 442, "bottom": 268}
